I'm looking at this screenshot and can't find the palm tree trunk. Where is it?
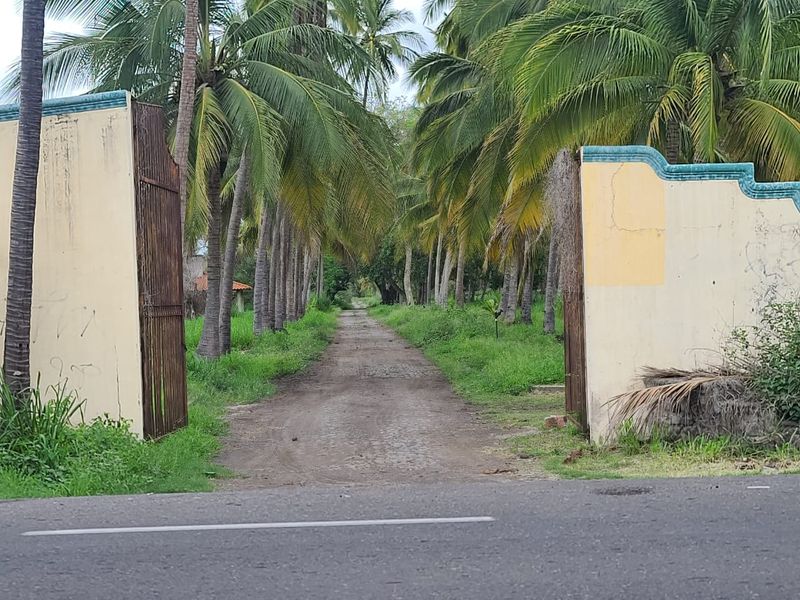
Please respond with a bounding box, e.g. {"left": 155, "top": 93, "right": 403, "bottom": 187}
{"left": 197, "top": 163, "right": 223, "bottom": 358}
{"left": 433, "top": 231, "right": 443, "bottom": 303}
{"left": 283, "top": 224, "right": 294, "bottom": 323}
{"left": 301, "top": 248, "right": 313, "bottom": 315}
{"left": 425, "top": 246, "right": 433, "bottom": 304}
{"left": 274, "top": 208, "right": 287, "bottom": 330}
{"left": 438, "top": 248, "right": 453, "bottom": 306}
{"left": 665, "top": 119, "right": 681, "bottom": 164}
{"left": 267, "top": 203, "right": 282, "bottom": 329}
{"left": 316, "top": 251, "right": 324, "bottom": 298}
{"left": 403, "top": 244, "right": 414, "bottom": 306}
{"left": 312, "top": 0, "right": 327, "bottom": 27}
{"left": 521, "top": 241, "right": 534, "bottom": 325}
{"left": 4, "top": 0, "right": 45, "bottom": 394}
{"left": 454, "top": 239, "right": 466, "bottom": 307}
{"left": 362, "top": 72, "right": 370, "bottom": 107}
{"left": 499, "top": 261, "right": 511, "bottom": 314}
{"left": 253, "top": 203, "right": 272, "bottom": 335}
{"left": 543, "top": 233, "right": 559, "bottom": 334}
{"left": 503, "top": 251, "right": 519, "bottom": 324}
{"left": 286, "top": 233, "right": 297, "bottom": 322}
{"left": 219, "top": 157, "right": 249, "bottom": 354}
{"left": 292, "top": 241, "right": 301, "bottom": 319}
{"left": 175, "top": 0, "right": 198, "bottom": 259}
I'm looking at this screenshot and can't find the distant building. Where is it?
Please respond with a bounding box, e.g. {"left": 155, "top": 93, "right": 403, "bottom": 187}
{"left": 192, "top": 273, "right": 252, "bottom": 315}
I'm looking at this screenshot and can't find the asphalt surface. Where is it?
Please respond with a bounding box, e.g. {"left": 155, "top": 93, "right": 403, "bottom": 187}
{"left": 2, "top": 477, "right": 798, "bottom": 599}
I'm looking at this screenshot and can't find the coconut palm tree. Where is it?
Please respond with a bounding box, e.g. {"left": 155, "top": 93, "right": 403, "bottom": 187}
{"left": 493, "top": 0, "right": 800, "bottom": 184}
{"left": 410, "top": 0, "right": 552, "bottom": 313}
{"left": 176, "top": 0, "right": 200, "bottom": 258}
{"left": 4, "top": 0, "right": 46, "bottom": 394}
{"left": 219, "top": 152, "right": 250, "bottom": 354}
{"left": 333, "top": 0, "right": 424, "bottom": 105}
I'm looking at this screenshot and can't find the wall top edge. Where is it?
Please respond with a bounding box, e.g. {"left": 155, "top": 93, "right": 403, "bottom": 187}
{"left": 0, "top": 90, "right": 130, "bottom": 123}
{"left": 582, "top": 145, "right": 800, "bottom": 209}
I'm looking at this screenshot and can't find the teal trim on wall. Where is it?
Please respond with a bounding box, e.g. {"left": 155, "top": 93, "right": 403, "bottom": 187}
{"left": 583, "top": 145, "right": 800, "bottom": 210}
{"left": 0, "top": 91, "right": 129, "bottom": 123}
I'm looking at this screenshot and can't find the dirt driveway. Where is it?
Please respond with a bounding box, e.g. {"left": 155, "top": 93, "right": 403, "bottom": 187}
{"left": 216, "top": 309, "right": 515, "bottom": 490}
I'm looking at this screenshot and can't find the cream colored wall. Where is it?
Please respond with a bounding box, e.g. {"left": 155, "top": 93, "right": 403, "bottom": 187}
{"left": 0, "top": 102, "right": 144, "bottom": 436}
{"left": 581, "top": 160, "right": 800, "bottom": 443}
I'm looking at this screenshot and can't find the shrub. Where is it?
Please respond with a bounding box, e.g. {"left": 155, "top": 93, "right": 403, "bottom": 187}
{"left": 729, "top": 301, "right": 800, "bottom": 423}
{"left": 333, "top": 289, "right": 353, "bottom": 309}
{"left": 0, "top": 381, "right": 84, "bottom": 482}
{"left": 311, "top": 294, "right": 333, "bottom": 312}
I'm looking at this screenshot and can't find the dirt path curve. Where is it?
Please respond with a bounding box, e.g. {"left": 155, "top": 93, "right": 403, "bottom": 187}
{"left": 216, "top": 309, "right": 515, "bottom": 490}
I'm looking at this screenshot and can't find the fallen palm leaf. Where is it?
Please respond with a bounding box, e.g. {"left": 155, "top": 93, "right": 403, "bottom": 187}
{"left": 606, "top": 370, "right": 744, "bottom": 437}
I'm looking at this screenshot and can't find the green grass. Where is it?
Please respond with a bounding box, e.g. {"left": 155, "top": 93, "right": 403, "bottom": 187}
{"left": 370, "top": 302, "right": 564, "bottom": 403}
{"left": 372, "top": 302, "right": 800, "bottom": 479}
{"left": 0, "top": 309, "right": 337, "bottom": 499}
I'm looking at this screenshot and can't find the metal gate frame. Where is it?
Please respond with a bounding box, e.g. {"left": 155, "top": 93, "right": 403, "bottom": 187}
{"left": 563, "top": 156, "right": 588, "bottom": 434}
{"left": 132, "top": 101, "right": 188, "bottom": 438}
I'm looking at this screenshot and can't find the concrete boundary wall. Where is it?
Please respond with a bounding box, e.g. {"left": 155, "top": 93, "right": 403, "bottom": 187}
{"left": 0, "top": 92, "right": 146, "bottom": 435}
{"left": 579, "top": 146, "right": 800, "bottom": 443}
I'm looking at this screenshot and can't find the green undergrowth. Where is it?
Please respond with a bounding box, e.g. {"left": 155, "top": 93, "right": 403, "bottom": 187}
{"left": 0, "top": 309, "right": 337, "bottom": 499}
{"left": 372, "top": 302, "right": 800, "bottom": 479}
{"left": 370, "top": 302, "right": 565, "bottom": 402}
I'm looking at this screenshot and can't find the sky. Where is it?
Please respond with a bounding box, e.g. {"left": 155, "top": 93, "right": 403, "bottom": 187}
{"left": 0, "top": 0, "right": 434, "bottom": 104}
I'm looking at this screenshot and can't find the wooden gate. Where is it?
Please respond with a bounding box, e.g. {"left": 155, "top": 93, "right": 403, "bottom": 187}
{"left": 132, "top": 102, "right": 188, "bottom": 438}
{"left": 563, "top": 159, "right": 588, "bottom": 433}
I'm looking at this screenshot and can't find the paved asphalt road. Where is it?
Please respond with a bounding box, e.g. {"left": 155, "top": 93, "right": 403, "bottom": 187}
{"left": 1, "top": 477, "right": 797, "bottom": 599}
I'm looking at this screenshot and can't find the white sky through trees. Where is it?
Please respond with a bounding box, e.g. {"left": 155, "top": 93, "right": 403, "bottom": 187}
{"left": 0, "top": 1, "right": 433, "bottom": 104}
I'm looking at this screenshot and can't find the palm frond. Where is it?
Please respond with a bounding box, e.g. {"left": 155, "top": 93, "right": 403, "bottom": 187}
{"left": 607, "top": 372, "right": 742, "bottom": 436}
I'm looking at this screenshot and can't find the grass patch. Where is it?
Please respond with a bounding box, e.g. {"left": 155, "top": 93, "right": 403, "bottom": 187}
{"left": 370, "top": 302, "right": 564, "bottom": 403}
{"left": 0, "top": 309, "right": 337, "bottom": 499}
{"left": 373, "top": 302, "right": 800, "bottom": 479}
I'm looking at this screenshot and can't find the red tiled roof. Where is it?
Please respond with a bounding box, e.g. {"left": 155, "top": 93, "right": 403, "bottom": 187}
{"left": 194, "top": 274, "right": 252, "bottom": 292}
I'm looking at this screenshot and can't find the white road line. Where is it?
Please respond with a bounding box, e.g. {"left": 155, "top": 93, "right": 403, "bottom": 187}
{"left": 22, "top": 516, "right": 495, "bottom": 537}
{"left": 746, "top": 485, "right": 771, "bottom": 490}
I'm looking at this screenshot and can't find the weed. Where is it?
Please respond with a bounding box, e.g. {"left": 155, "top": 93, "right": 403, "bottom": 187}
{"left": 672, "top": 436, "right": 732, "bottom": 461}
{"left": 0, "top": 380, "right": 84, "bottom": 483}
{"left": 617, "top": 420, "right": 643, "bottom": 456}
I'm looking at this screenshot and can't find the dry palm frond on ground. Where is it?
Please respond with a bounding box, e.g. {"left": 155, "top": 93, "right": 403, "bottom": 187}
{"left": 606, "top": 367, "right": 747, "bottom": 437}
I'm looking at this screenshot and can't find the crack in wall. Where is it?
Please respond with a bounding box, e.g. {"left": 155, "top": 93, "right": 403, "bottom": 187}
{"left": 608, "top": 164, "right": 664, "bottom": 234}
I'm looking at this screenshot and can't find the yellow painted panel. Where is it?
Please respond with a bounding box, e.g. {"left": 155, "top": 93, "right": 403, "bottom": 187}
{"left": 582, "top": 163, "right": 665, "bottom": 286}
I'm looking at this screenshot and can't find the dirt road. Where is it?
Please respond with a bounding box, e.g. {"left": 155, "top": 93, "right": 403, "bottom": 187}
{"left": 217, "top": 309, "right": 514, "bottom": 489}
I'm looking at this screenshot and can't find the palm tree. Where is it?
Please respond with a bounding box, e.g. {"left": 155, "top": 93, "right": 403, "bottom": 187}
{"left": 493, "top": 0, "right": 800, "bottom": 184}
{"left": 410, "top": 0, "right": 551, "bottom": 313}
{"left": 252, "top": 199, "right": 274, "bottom": 334}
{"left": 333, "top": 0, "right": 424, "bottom": 105}
{"left": 176, "top": 0, "right": 200, "bottom": 259}
{"left": 4, "top": 0, "right": 46, "bottom": 394}
{"left": 219, "top": 152, "right": 249, "bottom": 354}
